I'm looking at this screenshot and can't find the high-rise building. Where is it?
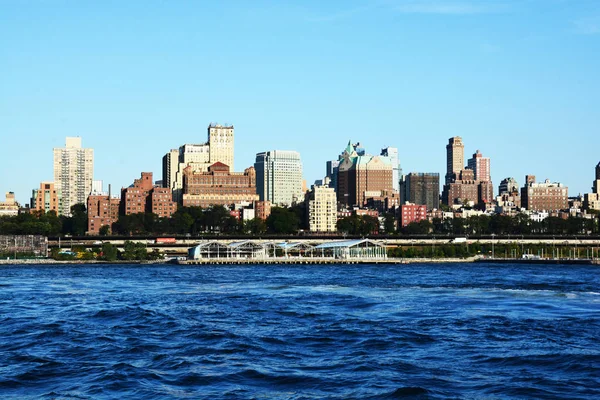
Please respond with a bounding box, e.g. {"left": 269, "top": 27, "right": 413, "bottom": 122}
{"left": 53, "top": 137, "right": 94, "bottom": 216}
{"left": 31, "top": 182, "right": 61, "bottom": 214}
{"left": 308, "top": 184, "right": 337, "bottom": 232}
{"left": 162, "top": 124, "right": 235, "bottom": 203}
{"left": 446, "top": 137, "right": 464, "bottom": 185}
{"left": 381, "top": 147, "right": 400, "bottom": 193}
{"left": 400, "top": 173, "right": 440, "bottom": 210}
{"left": 467, "top": 150, "right": 490, "bottom": 182}
{"left": 521, "top": 176, "right": 568, "bottom": 211}
{"left": 162, "top": 149, "right": 179, "bottom": 190}
{"left": 255, "top": 150, "right": 303, "bottom": 207}
{"left": 208, "top": 124, "right": 234, "bottom": 169}
{"left": 336, "top": 141, "right": 396, "bottom": 209}
{"left": 182, "top": 162, "right": 259, "bottom": 208}
{"left": 325, "top": 160, "right": 340, "bottom": 192}
{"left": 443, "top": 169, "right": 479, "bottom": 206}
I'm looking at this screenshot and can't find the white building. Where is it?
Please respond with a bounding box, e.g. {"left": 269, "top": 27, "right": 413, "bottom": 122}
{"left": 381, "top": 147, "right": 400, "bottom": 193}
{"left": 309, "top": 184, "right": 337, "bottom": 232}
{"left": 255, "top": 150, "right": 303, "bottom": 207}
{"left": 53, "top": 137, "right": 94, "bottom": 216}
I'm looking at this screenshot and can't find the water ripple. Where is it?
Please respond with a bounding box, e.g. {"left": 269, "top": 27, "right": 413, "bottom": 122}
{"left": 1, "top": 263, "right": 599, "bottom": 399}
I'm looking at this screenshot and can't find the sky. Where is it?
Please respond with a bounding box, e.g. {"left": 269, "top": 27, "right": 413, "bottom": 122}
{"left": 1, "top": 0, "right": 599, "bottom": 205}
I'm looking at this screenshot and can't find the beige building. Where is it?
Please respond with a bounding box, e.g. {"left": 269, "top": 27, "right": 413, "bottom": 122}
{"left": 0, "top": 192, "right": 20, "bottom": 217}
{"left": 208, "top": 124, "right": 234, "bottom": 168}
{"left": 446, "top": 136, "right": 464, "bottom": 185}
{"left": 31, "top": 182, "right": 61, "bottom": 214}
{"left": 162, "top": 124, "right": 235, "bottom": 203}
{"left": 308, "top": 184, "right": 337, "bottom": 232}
{"left": 182, "top": 162, "right": 259, "bottom": 208}
{"left": 53, "top": 137, "right": 94, "bottom": 216}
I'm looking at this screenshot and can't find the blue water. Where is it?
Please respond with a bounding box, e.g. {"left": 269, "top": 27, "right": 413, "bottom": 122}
{"left": 1, "top": 263, "right": 599, "bottom": 399}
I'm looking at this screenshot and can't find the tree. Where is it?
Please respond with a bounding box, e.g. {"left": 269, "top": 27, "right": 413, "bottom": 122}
{"left": 62, "top": 203, "right": 88, "bottom": 236}
{"left": 99, "top": 225, "right": 110, "bottom": 236}
{"left": 243, "top": 218, "right": 267, "bottom": 235}
{"left": 383, "top": 212, "right": 397, "bottom": 234}
{"left": 267, "top": 207, "right": 300, "bottom": 234}
{"left": 100, "top": 243, "right": 118, "bottom": 261}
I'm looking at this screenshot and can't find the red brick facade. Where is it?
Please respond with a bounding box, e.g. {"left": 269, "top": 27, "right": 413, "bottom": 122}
{"left": 87, "top": 195, "right": 120, "bottom": 234}
{"left": 121, "top": 172, "right": 177, "bottom": 217}
{"left": 399, "top": 203, "right": 427, "bottom": 227}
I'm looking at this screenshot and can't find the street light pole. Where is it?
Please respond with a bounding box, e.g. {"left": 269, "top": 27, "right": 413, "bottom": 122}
{"left": 492, "top": 234, "right": 495, "bottom": 259}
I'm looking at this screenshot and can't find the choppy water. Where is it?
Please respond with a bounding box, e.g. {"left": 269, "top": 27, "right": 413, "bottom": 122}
{"left": 1, "top": 263, "right": 599, "bottom": 399}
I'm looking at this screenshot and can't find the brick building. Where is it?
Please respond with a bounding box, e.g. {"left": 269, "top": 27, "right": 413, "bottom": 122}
{"left": 182, "top": 162, "right": 259, "bottom": 208}
{"left": 337, "top": 142, "right": 396, "bottom": 209}
{"left": 399, "top": 202, "right": 427, "bottom": 227}
{"left": 521, "top": 175, "right": 568, "bottom": 211}
{"left": 87, "top": 194, "right": 120, "bottom": 234}
{"left": 31, "top": 182, "right": 60, "bottom": 214}
{"left": 254, "top": 200, "right": 272, "bottom": 220}
{"left": 121, "top": 172, "right": 177, "bottom": 217}
{"left": 400, "top": 173, "right": 440, "bottom": 210}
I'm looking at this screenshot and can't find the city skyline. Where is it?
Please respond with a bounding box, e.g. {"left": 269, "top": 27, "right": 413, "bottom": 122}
{"left": 2, "top": 1, "right": 600, "bottom": 204}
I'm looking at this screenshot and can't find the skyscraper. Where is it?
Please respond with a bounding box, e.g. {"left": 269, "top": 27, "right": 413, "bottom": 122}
{"left": 446, "top": 136, "right": 464, "bottom": 185}
{"left": 208, "top": 123, "right": 234, "bottom": 169}
{"left": 400, "top": 173, "right": 440, "bottom": 210}
{"left": 325, "top": 160, "right": 340, "bottom": 192}
{"left": 467, "top": 150, "right": 491, "bottom": 182}
{"left": 381, "top": 147, "right": 400, "bottom": 193}
{"left": 255, "top": 150, "right": 303, "bottom": 207}
{"left": 53, "top": 137, "right": 93, "bottom": 216}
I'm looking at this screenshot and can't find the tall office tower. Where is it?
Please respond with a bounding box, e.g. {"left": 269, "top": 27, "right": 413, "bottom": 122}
{"left": 325, "top": 160, "right": 340, "bottom": 191}
{"left": 255, "top": 150, "right": 303, "bottom": 207}
{"left": 596, "top": 162, "right": 600, "bottom": 180}
{"left": 467, "top": 150, "right": 491, "bottom": 182}
{"left": 208, "top": 123, "right": 234, "bottom": 169}
{"left": 445, "top": 136, "right": 464, "bottom": 184}
{"left": 308, "top": 184, "right": 337, "bottom": 232}
{"left": 400, "top": 173, "right": 440, "bottom": 210}
{"left": 53, "top": 137, "right": 94, "bottom": 216}
{"left": 381, "top": 147, "right": 400, "bottom": 192}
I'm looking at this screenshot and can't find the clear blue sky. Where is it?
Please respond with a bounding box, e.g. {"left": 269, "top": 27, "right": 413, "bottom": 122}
{"left": 1, "top": 0, "right": 599, "bottom": 205}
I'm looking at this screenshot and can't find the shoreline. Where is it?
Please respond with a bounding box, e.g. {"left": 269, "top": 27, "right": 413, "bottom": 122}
{"left": 0, "top": 257, "right": 597, "bottom": 266}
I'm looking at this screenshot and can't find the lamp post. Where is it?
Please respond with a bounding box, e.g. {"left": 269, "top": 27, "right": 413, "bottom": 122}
{"left": 491, "top": 233, "right": 495, "bottom": 259}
